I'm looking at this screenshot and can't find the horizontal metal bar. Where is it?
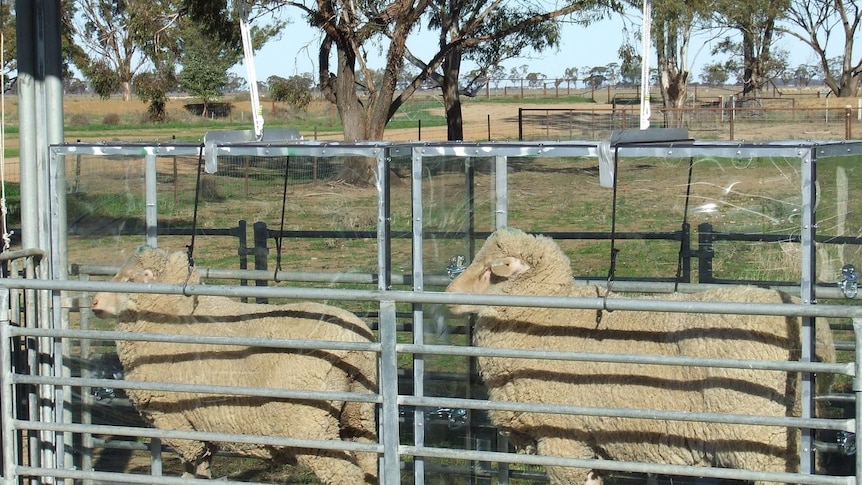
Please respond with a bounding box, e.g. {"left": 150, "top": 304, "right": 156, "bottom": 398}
{"left": 0, "top": 247, "right": 44, "bottom": 262}
{"left": 401, "top": 444, "right": 854, "bottom": 485}
{"left": 397, "top": 395, "right": 852, "bottom": 432}
{"left": 12, "top": 375, "right": 382, "bottom": 405}
{"left": 71, "top": 263, "right": 859, "bottom": 300}
{"left": 15, "top": 419, "right": 382, "bottom": 455}
{"left": 14, "top": 466, "right": 251, "bottom": 485}
{"left": 398, "top": 342, "right": 853, "bottom": 376}
{"left": 10, "top": 327, "right": 381, "bottom": 354}
{"left": 5, "top": 277, "right": 862, "bottom": 318}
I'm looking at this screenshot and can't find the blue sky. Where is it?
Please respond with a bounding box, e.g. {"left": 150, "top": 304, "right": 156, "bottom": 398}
{"left": 233, "top": 9, "right": 831, "bottom": 86}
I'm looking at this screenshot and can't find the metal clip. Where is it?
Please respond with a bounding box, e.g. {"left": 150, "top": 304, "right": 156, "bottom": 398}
{"left": 839, "top": 264, "right": 859, "bottom": 299}
{"left": 447, "top": 255, "right": 466, "bottom": 280}
{"left": 837, "top": 431, "right": 857, "bottom": 456}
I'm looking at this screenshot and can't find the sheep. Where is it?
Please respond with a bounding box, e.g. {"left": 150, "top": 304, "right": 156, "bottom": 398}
{"left": 445, "top": 227, "right": 836, "bottom": 485}
{"left": 91, "top": 246, "right": 378, "bottom": 484}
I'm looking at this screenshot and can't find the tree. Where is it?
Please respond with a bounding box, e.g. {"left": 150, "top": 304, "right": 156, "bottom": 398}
{"left": 620, "top": 0, "right": 712, "bottom": 123}
{"left": 185, "top": 0, "right": 615, "bottom": 184}
{"left": 710, "top": 0, "right": 790, "bottom": 96}
{"left": 525, "top": 72, "right": 546, "bottom": 88}
{"left": 72, "top": 0, "right": 181, "bottom": 100}
{"left": 225, "top": 72, "right": 248, "bottom": 93}
{"left": 782, "top": 0, "right": 861, "bottom": 97}
{"left": 134, "top": 68, "right": 177, "bottom": 123}
{"left": 1, "top": 2, "right": 16, "bottom": 77}
{"left": 585, "top": 65, "right": 609, "bottom": 88}
{"left": 177, "top": 21, "right": 235, "bottom": 117}
{"left": 419, "top": 1, "right": 604, "bottom": 141}
{"left": 563, "top": 66, "right": 579, "bottom": 89}
{"left": 700, "top": 62, "right": 730, "bottom": 85}
{"left": 269, "top": 74, "right": 313, "bottom": 111}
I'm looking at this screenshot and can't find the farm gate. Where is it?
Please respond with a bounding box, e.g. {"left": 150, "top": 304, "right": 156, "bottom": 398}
{"left": 2, "top": 138, "right": 862, "bottom": 484}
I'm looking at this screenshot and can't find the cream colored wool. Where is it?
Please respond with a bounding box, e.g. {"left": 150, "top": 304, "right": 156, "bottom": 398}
{"left": 92, "top": 246, "right": 378, "bottom": 485}
{"left": 446, "top": 228, "right": 835, "bottom": 485}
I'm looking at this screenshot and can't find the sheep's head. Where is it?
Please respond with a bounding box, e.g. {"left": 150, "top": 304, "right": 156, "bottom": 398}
{"left": 91, "top": 246, "right": 199, "bottom": 319}
{"left": 445, "top": 228, "right": 574, "bottom": 314}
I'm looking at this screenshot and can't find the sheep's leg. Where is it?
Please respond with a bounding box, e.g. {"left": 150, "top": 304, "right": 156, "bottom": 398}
{"left": 177, "top": 446, "right": 212, "bottom": 479}
{"left": 340, "top": 399, "right": 378, "bottom": 481}
{"left": 536, "top": 437, "right": 601, "bottom": 485}
{"left": 295, "top": 450, "right": 372, "bottom": 485}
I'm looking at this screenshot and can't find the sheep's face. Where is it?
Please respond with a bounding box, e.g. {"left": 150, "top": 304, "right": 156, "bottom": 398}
{"left": 445, "top": 255, "right": 530, "bottom": 314}
{"left": 91, "top": 246, "right": 184, "bottom": 319}
{"left": 91, "top": 263, "right": 159, "bottom": 319}
{"left": 445, "top": 228, "right": 575, "bottom": 314}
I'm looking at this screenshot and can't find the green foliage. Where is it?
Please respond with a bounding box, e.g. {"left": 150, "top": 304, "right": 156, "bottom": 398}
{"left": 0, "top": 2, "right": 16, "bottom": 74}
{"left": 84, "top": 61, "right": 121, "bottom": 100}
{"left": 177, "top": 22, "right": 234, "bottom": 112}
{"left": 269, "top": 75, "right": 313, "bottom": 112}
{"left": 700, "top": 62, "right": 730, "bottom": 86}
{"left": 133, "top": 70, "right": 177, "bottom": 123}
{"left": 2, "top": 182, "right": 19, "bottom": 223}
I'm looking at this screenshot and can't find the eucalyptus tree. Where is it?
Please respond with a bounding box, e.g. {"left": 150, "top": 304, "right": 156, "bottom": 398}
{"left": 620, "top": 0, "right": 711, "bottom": 124}
{"left": 72, "top": 0, "right": 183, "bottom": 100}
{"left": 416, "top": 0, "right": 613, "bottom": 140}
{"left": 710, "top": 0, "right": 790, "bottom": 96}
{"left": 185, "top": 0, "right": 617, "bottom": 182}
{"left": 1, "top": 2, "right": 14, "bottom": 77}
{"left": 782, "top": 0, "right": 861, "bottom": 97}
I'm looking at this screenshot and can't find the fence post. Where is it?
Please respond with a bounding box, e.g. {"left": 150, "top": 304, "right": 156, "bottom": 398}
{"left": 729, "top": 98, "right": 735, "bottom": 140}
{"left": 679, "top": 222, "right": 691, "bottom": 283}
{"left": 236, "top": 220, "right": 249, "bottom": 302}
{"left": 518, "top": 108, "right": 523, "bottom": 141}
{"left": 846, "top": 105, "right": 853, "bottom": 139}
{"left": 697, "top": 222, "right": 715, "bottom": 283}
{"left": 253, "top": 221, "right": 269, "bottom": 304}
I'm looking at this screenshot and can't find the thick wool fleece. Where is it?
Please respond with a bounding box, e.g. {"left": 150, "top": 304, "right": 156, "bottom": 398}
{"left": 92, "top": 246, "right": 378, "bottom": 485}
{"left": 446, "top": 228, "right": 835, "bottom": 485}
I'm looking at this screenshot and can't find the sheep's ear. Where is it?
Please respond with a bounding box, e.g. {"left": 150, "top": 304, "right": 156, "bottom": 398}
{"left": 489, "top": 257, "right": 530, "bottom": 278}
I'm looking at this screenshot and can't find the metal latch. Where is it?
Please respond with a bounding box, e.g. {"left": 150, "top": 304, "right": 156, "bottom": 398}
{"left": 447, "top": 255, "right": 466, "bottom": 280}
{"left": 839, "top": 264, "right": 859, "bottom": 298}
{"left": 836, "top": 431, "right": 857, "bottom": 456}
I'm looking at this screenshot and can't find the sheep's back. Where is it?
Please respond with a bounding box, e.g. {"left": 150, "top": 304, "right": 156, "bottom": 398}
{"left": 472, "top": 285, "right": 818, "bottom": 471}
{"left": 116, "top": 299, "right": 376, "bottom": 439}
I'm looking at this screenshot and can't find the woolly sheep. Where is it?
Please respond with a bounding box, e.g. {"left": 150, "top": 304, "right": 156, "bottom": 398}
{"left": 91, "top": 246, "right": 378, "bottom": 484}
{"left": 445, "top": 228, "right": 835, "bottom": 485}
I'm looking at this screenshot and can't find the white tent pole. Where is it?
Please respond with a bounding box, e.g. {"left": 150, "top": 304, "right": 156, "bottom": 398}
{"left": 238, "top": 0, "right": 264, "bottom": 139}
{"left": 639, "top": 0, "right": 652, "bottom": 130}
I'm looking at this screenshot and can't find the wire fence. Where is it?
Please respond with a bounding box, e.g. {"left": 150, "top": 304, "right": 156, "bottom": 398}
{"left": 518, "top": 105, "right": 861, "bottom": 141}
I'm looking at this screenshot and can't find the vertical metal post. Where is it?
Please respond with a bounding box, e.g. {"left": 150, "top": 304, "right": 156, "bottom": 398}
{"left": 410, "top": 148, "right": 426, "bottom": 483}
{"left": 145, "top": 153, "right": 158, "bottom": 248}
{"left": 697, "top": 223, "right": 714, "bottom": 284}
{"left": 494, "top": 155, "right": 508, "bottom": 484}
{"left": 854, "top": 319, "right": 862, "bottom": 485}
{"left": 237, "top": 220, "right": 248, "bottom": 302}
{"left": 252, "top": 222, "right": 268, "bottom": 304}
{"left": 679, "top": 222, "right": 691, "bottom": 283}
{"left": 799, "top": 146, "right": 817, "bottom": 475}
{"left": 1, "top": 289, "right": 17, "bottom": 484}
{"left": 378, "top": 300, "right": 400, "bottom": 484}
{"left": 494, "top": 156, "right": 508, "bottom": 229}
{"left": 377, "top": 149, "right": 399, "bottom": 484}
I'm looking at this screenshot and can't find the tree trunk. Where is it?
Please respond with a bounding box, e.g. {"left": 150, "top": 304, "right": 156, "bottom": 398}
{"left": 654, "top": 17, "right": 691, "bottom": 128}
{"left": 122, "top": 81, "right": 132, "bottom": 102}
{"left": 441, "top": 48, "right": 464, "bottom": 141}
